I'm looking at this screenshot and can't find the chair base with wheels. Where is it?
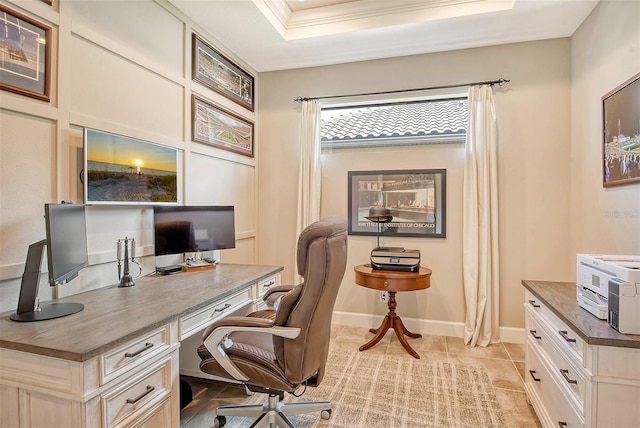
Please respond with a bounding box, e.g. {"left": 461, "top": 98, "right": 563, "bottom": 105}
{"left": 214, "top": 388, "right": 332, "bottom": 428}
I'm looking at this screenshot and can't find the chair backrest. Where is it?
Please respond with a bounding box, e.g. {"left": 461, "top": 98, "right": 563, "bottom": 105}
{"left": 273, "top": 216, "right": 348, "bottom": 384}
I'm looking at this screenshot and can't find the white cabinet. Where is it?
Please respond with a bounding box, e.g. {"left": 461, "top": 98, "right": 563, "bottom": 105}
{"left": 523, "top": 283, "right": 640, "bottom": 428}
{"left": 0, "top": 324, "right": 179, "bottom": 428}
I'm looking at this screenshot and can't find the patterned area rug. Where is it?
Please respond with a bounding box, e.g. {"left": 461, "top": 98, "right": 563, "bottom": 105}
{"left": 224, "top": 350, "right": 505, "bottom": 428}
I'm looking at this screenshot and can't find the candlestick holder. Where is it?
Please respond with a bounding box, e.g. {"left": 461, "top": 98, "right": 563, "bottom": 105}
{"left": 117, "top": 237, "right": 136, "bottom": 287}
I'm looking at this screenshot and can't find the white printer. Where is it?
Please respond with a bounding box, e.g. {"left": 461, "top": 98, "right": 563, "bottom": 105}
{"left": 576, "top": 254, "right": 640, "bottom": 335}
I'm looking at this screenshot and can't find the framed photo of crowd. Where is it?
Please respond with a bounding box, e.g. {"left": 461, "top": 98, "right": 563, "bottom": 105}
{"left": 602, "top": 73, "right": 640, "bottom": 187}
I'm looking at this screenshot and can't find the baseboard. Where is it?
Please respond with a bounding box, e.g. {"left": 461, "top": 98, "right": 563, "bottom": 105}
{"left": 332, "top": 311, "right": 525, "bottom": 344}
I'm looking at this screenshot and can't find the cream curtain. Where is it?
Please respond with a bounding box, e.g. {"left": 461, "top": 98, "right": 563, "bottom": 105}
{"left": 295, "top": 100, "right": 322, "bottom": 280}
{"left": 462, "top": 85, "right": 500, "bottom": 347}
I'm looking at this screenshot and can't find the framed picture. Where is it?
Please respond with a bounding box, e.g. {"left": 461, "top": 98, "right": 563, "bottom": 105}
{"left": 192, "top": 33, "right": 254, "bottom": 112}
{"left": 602, "top": 73, "right": 640, "bottom": 187}
{"left": 84, "top": 128, "right": 179, "bottom": 205}
{"left": 192, "top": 95, "right": 254, "bottom": 158}
{"left": 0, "top": 5, "right": 51, "bottom": 101}
{"left": 348, "top": 169, "right": 446, "bottom": 239}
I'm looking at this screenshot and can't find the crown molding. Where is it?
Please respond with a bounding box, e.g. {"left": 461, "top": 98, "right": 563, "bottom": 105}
{"left": 253, "top": 0, "right": 515, "bottom": 40}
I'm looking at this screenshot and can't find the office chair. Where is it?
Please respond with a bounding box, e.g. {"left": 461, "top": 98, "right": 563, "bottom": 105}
{"left": 198, "top": 217, "right": 348, "bottom": 428}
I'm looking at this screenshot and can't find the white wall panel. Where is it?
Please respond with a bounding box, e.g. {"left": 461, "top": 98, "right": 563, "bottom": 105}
{"left": 69, "top": 36, "right": 183, "bottom": 142}
{"left": 70, "top": 0, "right": 184, "bottom": 79}
{"left": 0, "top": 112, "right": 55, "bottom": 268}
{"left": 187, "top": 153, "right": 256, "bottom": 236}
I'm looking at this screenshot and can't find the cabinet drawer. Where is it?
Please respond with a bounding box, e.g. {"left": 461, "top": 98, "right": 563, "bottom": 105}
{"left": 526, "top": 341, "right": 584, "bottom": 428}
{"left": 180, "top": 289, "right": 251, "bottom": 340}
{"left": 257, "top": 275, "right": 279, "bottom": 299}
{"left": 101, "top": 354, "right": 173, "bottom": 427}
{"left": 101, "top": 326, "right": 171, "bottom": 384}
{"left": 525, "top": 292, "right": 585, "bottom": 365}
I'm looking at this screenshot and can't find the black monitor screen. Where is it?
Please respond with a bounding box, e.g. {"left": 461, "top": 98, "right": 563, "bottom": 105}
{"left": 153, "top": 206, "right": 235, "bottom": 256}
{"left": 45, "top": 203, "right": 89, "bottom": 286}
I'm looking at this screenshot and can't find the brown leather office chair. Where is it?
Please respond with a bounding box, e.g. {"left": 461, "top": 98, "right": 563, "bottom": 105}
{"left": 198, "top": 217, "right": 348, "bottom": 428}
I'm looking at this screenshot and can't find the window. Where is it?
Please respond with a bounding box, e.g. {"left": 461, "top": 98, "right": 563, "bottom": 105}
{"left": 321, "top": 97, "right": 468, "bottom": 149}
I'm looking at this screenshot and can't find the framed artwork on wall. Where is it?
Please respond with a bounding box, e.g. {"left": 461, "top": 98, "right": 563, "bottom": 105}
{"left": 0, "top": 5, "right": 51, "bottom": 102}
{"left": 83, "top": 128, "right": 179, "bottom": 205}
{"left": 192, "top": 95, "right": 254, "bottom": 158}
{"left": 192, "top": 33, "right": 254, "bottom": 112}
{"left": 348, "top": 169, "right": 447, "bottom": 239}
{"left": 602, "top": 72, "right": 640, "bottom": 187}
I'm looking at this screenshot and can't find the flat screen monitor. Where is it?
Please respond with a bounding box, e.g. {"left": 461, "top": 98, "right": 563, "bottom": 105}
{"left": 153, "top": 205, "right": 235, "bottom": 257}
{"left": 10, "top": 203, "right": 87, "bottom": 322}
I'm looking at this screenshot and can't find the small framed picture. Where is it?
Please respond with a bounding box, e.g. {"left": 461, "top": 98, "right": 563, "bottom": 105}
{"left": 348, "top": 169, "right": 447, "bottom": 238}
{"left": 192, "top": 33, "right": 254, "bottom": 112}
{"left": 0, "top": 5, "right": 51, "bottom": 101}
{"left": 192, "top": 95, "right": 254, "bottom": 158}
{"left": 602, "top": 73, "right": 640, "bottom": 187}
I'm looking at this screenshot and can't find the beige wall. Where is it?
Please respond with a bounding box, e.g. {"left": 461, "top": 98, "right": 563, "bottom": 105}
{"left": 570, "top": 0, "right": 640, "bottom": 256}
{"left": 258, "top": 39, "right": 574, "bottom": 332}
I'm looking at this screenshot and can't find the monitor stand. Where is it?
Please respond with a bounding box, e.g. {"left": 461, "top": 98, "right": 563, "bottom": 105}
{"left": 9, "top": 239, "right": 84, "bottom": 322}
{"left": 10, "top": 301, "right": 84, "bottom": 322}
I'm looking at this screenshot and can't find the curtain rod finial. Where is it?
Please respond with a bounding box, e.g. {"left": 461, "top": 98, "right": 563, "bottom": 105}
{"left": 497, "top": 78, "right": 510, "bottom": 86}
{"left": 294, "top": 97, "right": 305, "bottom": 103}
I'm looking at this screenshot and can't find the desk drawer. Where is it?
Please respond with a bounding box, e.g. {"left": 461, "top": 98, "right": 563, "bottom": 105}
{"left": 101, "top": 354, "right": 173, "bottom": 427}
{"left": 525, "top": 291, "right": 585, "bottom": 365}
{"left": 526, "top": 341, "right": 584, "bottom": 428}
{"left": 101, "top": 326, "right": 171, "bottom": 385}
{"left": 180, "top": 289, "right": 251, "bottom": 340}
{"left": 256, "top": 275, "right": 279, "bottom": 300}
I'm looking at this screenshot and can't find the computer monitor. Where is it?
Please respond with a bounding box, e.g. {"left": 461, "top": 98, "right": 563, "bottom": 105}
{"left": 153, "top": 206, "right": 235, "bottom": 257}
{"left": 10, "top": 203, "right": 87, "bottom": 322}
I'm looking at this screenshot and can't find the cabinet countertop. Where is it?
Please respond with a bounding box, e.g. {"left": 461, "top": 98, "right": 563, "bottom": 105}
{"left": 0, "top": 264, "right": 283, "bottom": 362}
{"left": 522, "top": 279, "right": 640, "bottom": 349}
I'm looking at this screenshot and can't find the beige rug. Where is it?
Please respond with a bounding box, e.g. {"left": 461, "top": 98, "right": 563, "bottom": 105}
{"left": 225, "top": 350, "right": 505, "bottom": 428}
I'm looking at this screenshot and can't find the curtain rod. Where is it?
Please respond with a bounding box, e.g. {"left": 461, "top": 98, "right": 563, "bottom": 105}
{"left": 294, "top": 78, "right": 510, "bottom": 103}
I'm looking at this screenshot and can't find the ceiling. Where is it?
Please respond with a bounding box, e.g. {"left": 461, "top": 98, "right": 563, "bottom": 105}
{"left": 167, "top": 0, "right": 600, "bottom": 72}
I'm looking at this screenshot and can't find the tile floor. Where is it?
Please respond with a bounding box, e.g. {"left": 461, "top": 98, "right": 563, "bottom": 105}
{"left": 180, "top": 325, "right": 541, "bottom": 427}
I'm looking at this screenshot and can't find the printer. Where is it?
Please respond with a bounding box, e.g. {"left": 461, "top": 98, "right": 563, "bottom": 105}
{"left": 576, "top": 254, "right": 640, "bottom": 335}
{"left": 371, "top": 247, "right": 420, "bottom": 272}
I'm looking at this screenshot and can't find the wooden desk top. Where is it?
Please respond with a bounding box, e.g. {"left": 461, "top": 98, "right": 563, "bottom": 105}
{"left": 0, "top": 264, "right": 283, "bottom": 362}
{"left": 354, "top": 264, "right": 431, "bottom": 292}
{"left": 522, "top": 279, "right": 640, "bottom": 349}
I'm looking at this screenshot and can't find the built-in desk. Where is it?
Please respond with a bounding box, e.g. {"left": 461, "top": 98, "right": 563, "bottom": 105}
{"left": 0, "top": 263, "right": 282, "bottom": 428}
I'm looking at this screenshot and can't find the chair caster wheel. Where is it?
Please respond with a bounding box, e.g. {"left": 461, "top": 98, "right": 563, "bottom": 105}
{"left": 214, "top": 415, "right": 227, "bottom": 427}
{"left": 321, "top": 409, "right": 332, "bottom": 420}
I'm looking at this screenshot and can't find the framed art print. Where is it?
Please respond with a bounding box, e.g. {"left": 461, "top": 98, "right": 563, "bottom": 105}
{"left": 602, "top": 73, "right": 640, "bottom": 187}
{"left": 84, "top": 128, "right": 179, "bottom": 205}
{"left": 348, "top": 169, "right": 446, "bottom": 238}
{"left": 192, "top": 95, "right": 254, "bottom": 158}
{"left": 192, "top": 33, "right": 254, "bottom": 112}
{"left": 0, "top": 5, "right": 51, "bottom": 101}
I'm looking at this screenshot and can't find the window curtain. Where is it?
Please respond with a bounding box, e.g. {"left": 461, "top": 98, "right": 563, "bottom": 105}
{"left": 294, "top": 100, "right": 322, "bottom": 281}
{"left": 462, "top": 85, "right": 500, "bottom": 347}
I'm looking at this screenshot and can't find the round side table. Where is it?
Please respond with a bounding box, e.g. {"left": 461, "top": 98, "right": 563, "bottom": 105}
{"left": 354, "top": 264, "right": 432, "bottom": 359}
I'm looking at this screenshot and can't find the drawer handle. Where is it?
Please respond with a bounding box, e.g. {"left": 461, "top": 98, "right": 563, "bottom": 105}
{"left": 126, "top": 385, "right": 155, "bottom": 405}
{"left": 124, "top": 342, "right": 154, "bottom": 358}
{"left": 558, "top": 330, "right": 576, "bottom": 343}
{"left": 529, "top": 330, "right": 542, "bottom": 340}
{"left": 263, "top": 281, "right": 275, "bottom": 288}
{"left": 214, "top": 303, "right": 232, "bottom": 312}
{"left": 560, "top": 369, "right": 577, "bottom": 384}
{"left": 558, "top": 422, "right": 567, "bottom": 427}
{"left": 529, "top": 370, "right": 541, "bottom": 382}
{"left": 528, "top": 299, "right": 541, "bottom": 308}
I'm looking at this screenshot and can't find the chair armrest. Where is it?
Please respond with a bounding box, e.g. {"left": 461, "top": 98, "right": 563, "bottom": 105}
{"left": 202, "top": 317, "right": 300, "bottom": 382}
{"left": 263, "top": 285, "right": 296, "bottom": 310}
